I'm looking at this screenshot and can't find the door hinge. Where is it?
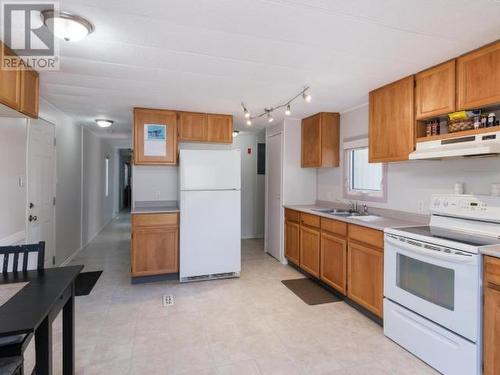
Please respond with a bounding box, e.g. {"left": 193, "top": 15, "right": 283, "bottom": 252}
{"left": 53, "top": 197, "right": 56, "bottom": 206}
{"left": 53, "top": 138, "right": 56, "bottom": 147}
{"left": 52, "top": 256, "right": 55, "bottom": 265}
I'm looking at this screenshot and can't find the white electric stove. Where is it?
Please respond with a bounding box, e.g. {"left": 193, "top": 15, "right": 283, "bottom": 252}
{"left": 384, "top": 194, "right": 500, "bottom": 375}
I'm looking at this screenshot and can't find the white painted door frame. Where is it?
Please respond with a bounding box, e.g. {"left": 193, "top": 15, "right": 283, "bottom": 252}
{"left": 265, "top": 126, "right": 285, "bottom": 264}
{"left": 26, "top": 116, "right": 57, "bottom": 267}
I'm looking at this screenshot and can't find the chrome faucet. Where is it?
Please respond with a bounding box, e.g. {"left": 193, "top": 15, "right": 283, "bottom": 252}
{"left": 349, "top": 201, "right": 358, "bottom": 212}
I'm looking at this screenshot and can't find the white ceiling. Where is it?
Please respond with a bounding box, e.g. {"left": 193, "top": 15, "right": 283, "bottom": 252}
{"left": 38, "top": 0, "right": 500, "bottom": 137}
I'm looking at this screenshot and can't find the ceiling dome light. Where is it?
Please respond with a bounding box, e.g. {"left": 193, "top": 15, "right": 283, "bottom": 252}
{"left": 285, "top": 104, "right": 291, "bottom": 116}
{"left": 303, "top": 91, "right": 312, "bottom": 103}
{"left": 246, "top": 119, "right": 252, "bottom": 126}
{"left": 232, "top": 130, "right": 240, "bottom": 138}
{"left": 42, "top": 10, "right": 94, "bottom": 42}
{"left": 95, "top": 119, "right": 114, "bottom": 128}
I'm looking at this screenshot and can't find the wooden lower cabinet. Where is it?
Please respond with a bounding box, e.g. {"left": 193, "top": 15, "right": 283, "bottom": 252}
{"left": 320, "top": 231, "right": 347, "bottom": 295}
{"left": 300, "top": 225, "right": 320, "bottom": 277}
{"left": 131, "top": 213, "right": 179, "bottom": 277}
{"left": 285, "top": 219, "right": 300, "bottom": 265}
{"left": 484, "top": 256, "right": 500, "bottom": 375}
{"left": 347, "top": 241, "right": 383, "bottom": 317}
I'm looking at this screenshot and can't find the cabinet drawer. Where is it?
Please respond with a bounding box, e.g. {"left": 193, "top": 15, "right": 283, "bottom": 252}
{"left": 348, "top": 224, "right": 383, "bottom": 249}
{"left": 301, "top": 212, "right": 320, "bottom": 228}
{"left": 285, "top": 209, "right": 300, "bottom": 223}
{"left": 321, "top": 217, "right": 347, "bottom": 237}
{"left": 485, "top": 256, "right": 500, "bottom": 286}
{"left": 132, "top": 213, "right": 179, "bottom": 227}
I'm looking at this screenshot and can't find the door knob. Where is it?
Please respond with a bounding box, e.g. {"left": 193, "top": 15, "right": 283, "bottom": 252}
{"left": 28, "top": 215, "right": 38, "bottom": 222}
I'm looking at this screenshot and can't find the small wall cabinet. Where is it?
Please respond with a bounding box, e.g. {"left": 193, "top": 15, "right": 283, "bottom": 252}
{"left": 207, "top": 114, "right": 233, "bottom": 143}
{"left": 457, "top": 41, "right": 500, "bottom": 110}
{"left": 0, "top": 43, "right": 39, "bottom": 118}
{"left": 369, "top": 76, "right": 414, "bottom": 163}
{"left": 483, "top": 255, "right": 500, "bottom": 375}
{"left": 133, "top": 108, "right": 178, "bottom": 165}
{"left": 131, "top": 213, "right": 179, "bottom": 277}
{"left": 415, "top": 60, "right": 456, "bottom": 120}
{"left": 301, "top": 112, "right": 340, "bottom": 168}
{"left": 178, "top": 112, "right": 208, "bottom": 142}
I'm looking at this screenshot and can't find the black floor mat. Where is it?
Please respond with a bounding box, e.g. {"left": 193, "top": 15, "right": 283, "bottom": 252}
{"left": 282, "top": 278, "right": 342, "bottom": 305}
{"left": 75, "top": 271, "right": 102, "bottom": 296}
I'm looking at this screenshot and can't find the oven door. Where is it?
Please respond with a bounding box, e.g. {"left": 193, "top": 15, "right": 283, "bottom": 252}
{"left": 384, "top": 234, "right": 480, "bottom": 342}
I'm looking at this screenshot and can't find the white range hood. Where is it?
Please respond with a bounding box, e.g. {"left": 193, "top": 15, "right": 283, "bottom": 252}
{"left": 409, "top": 130, "right": 500, "bottom": 160}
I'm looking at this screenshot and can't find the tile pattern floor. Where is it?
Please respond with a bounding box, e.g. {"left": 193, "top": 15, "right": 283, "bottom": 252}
{"left": 24, "top": 213, "right": 438, "bottom": 374}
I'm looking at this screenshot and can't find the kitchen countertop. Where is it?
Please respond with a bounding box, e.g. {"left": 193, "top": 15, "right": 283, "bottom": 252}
{"left": 284, "top": 203, "right": 426, "bottom": 231}
{"left": 131, "top": 200, "right": 179, "bottom": 214}
{"left": 480, "top": 248, "right": 500, "bottom": 259}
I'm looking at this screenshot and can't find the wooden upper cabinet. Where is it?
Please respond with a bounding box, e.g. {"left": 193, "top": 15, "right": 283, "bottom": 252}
{"left": 133, "top": 108, "right": 178, "bottom": 165}
{"left": 369, "top": 76, "right": 414, "bottom": 163}
{"left": 20, "top": 69, "right": 39, "bottom": 118}
{"left": 301, "top": 112, "right": 340, "bottom": 168}
{"left": 415, "top": 60, "right": 455, "bottom": 119}
{"left": 207, "top": 114, "right": 233, "bottom": 143}
{"left": 0, "top": 45, "right": 21, "bottom": 110}
{"left": 457, "top": 41, "right": 500, "bottom": 110}
{"left": 178, "top": 112, "right": 208, "bottom": 142}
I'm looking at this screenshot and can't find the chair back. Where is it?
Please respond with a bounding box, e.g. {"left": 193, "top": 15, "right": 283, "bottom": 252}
{"left": 0, "top": 242, "right": 45, "bottom": 273}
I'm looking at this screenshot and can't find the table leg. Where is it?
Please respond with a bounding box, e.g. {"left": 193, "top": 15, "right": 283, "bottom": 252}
{"left": 63, "top": 283, "right": 75, "bottom": 375}
{"left": 35, "top": 316, "right": 52, "bottom": 375}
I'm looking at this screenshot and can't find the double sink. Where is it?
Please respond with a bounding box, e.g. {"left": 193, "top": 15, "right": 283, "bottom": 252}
{"left": 311, "top": 208, "right": 380, "bottom": 222}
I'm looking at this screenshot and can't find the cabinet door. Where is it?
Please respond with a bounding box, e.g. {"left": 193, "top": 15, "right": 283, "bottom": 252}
{"left": 300, "top": 225, "right": 320, "bottom": 277}
{"left": 131, "top": 226, "right": 179, "bottom": 276}
{"left": 484, "top": 284, "right": 500, "bottom": 375}
{"left": 320, "top": 231, "right": 347, "bottom": 295}
{"left": 0, "top": 46, "right": 20, "bottom": 110}
{"left": 457, "top": 41, "right": 500, "bottom": 110}
{"left": 178, "top": 112, "right": 208, "bottom": 142}
{"left": 207, "top": 114, "right": 233, "bottom": 143}
{"left": 369, "top": 76, "right": 414, "bottom": 163}
{"left": 415, "top": 60, "right": 455, "bottom": 120}
{"left": 20, "top": 69, "right": 39, "bottom": 118}
{"left": 301, "top": 114, "right": 321, "bottom": 167}
{"left": 347, "top": 242, "right": 383, "bottom": 317}
{"left": 285, "top": 220, "right": 300, "bottom": 265}
{"left": 133, "top": 108, "right": 177, "bottom": 165}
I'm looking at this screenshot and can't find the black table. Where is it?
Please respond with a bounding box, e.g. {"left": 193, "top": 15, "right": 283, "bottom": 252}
{"left": 0, "top": 266, "right": 83, "bottom": 375}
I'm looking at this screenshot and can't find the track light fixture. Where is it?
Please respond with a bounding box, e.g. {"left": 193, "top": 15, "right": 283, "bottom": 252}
{"left": 241, "top": 86, "right": 310, "bottom": 125}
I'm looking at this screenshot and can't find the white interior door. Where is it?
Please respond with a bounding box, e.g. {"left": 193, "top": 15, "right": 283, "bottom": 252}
{"left": 266, "top": 133, "right": 282, "bottom": 261}
{"left": 27, "top": 118, "right": 56, "bottom": 267}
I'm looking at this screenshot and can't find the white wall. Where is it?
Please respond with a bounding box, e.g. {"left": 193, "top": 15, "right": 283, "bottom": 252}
{"left": 0, "top": 118, "right": 28, "bottom": 244}
{"left": 82, "top": 128, "right": 117, "bottom": 245}
{"left": 317, "top": 105, "right": 500, "bottom": 214}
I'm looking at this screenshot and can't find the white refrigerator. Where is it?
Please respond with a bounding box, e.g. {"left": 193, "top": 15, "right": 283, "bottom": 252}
{"left": 179, "top": 149, "right": 241, "bottom": 281}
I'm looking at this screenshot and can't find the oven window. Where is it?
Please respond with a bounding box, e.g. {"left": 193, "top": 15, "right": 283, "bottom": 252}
{"left": 396, "top": 254, "right": 455, "bottom": 310}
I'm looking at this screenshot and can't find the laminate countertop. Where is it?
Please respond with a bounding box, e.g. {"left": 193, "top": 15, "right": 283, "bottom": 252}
{"left": 284, "top": 204, "right": 426, "bottom": 232}
{"left": 131, "top": 201, "right": 179, "bottom": 214}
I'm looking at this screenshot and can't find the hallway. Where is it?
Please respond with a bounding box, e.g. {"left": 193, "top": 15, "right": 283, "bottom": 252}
{"left": 26, "top": 214, "right": 435, "bottom": 375}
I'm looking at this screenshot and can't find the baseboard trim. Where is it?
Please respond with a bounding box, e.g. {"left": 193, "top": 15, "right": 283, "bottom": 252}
{"left": 0, "top": 231, "right": 26, "bottom": 246}
{"left": 59, "top": 245, "right": 84, "bottom": 267}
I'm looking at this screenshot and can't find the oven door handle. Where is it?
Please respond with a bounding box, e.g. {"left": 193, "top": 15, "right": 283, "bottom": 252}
{"left": 385, "top": 236, "right": 476, "bottom": 264}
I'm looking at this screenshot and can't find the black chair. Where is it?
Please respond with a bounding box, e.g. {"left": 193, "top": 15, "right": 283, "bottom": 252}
{"left": 0, "top": 242, "right": 45, "bottom": 375}
{"left": 0, "top": 356, "right": 23, "bottom": 375}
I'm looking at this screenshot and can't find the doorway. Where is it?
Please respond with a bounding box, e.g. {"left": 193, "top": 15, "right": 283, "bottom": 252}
{"left": 266, "top": 131, "right": 283, "bottom": 262}
{"left": 26, "top": 118, "right": 56, "bottom": 267}
{"left": 119, "top": 149, "right": 132, "bottom": 212}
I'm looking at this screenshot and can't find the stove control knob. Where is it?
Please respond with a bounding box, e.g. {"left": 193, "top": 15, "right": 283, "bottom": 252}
{"left": 443, "top": 200, "right": 449, "bottom": 207}
{"left": 434, "top": 199, "right": 440, "bottom": 207}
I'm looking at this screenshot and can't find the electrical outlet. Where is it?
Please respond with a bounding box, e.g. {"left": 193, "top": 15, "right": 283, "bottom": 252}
{"left": 418, "top": 200, "right": 425, "bottom": 213}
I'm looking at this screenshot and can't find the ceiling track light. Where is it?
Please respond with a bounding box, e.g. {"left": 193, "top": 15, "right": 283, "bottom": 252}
{"left": 232, "top": 130, "right": 240, "bottom": 138}
{"left": 241, "top": 86, "right": 310, "bottom": 125}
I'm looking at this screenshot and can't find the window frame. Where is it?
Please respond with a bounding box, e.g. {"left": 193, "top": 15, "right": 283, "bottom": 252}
{"left": 342, "top": 137, "right": 387, "bottom": 203}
